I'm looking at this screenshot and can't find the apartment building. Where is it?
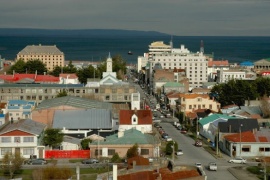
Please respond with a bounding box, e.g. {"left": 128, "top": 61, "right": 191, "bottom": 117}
{"left": 17, "top": 44, "right": 65, "bottom": 71}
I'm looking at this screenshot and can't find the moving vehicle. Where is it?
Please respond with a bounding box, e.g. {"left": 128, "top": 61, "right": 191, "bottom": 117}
{"left": 175, "top": 149, "right": 183, "bottom": 156}
{"left": 28, "top": 158, "right": 47, "bottom": 165}
{"left": 82, "top": 158, "right": 99, "bottom": 164}
{"left": 228, "top": 157, "right": 246, "bottom": 164}
{"left": 208, "top": 162, "right": 217, "bottom": 171}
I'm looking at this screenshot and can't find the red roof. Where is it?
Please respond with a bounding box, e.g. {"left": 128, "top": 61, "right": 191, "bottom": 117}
{"left": 35, "top": 75, "right": 59, "bottom": 82}
{"left": 59, "top": 73, "right": 78, "bottom": 79}
{"left": 0, "top": 74, "right": 59, "bottom": 83}
{"left": 208, "top": 60, "right": 229, "bottom": 67}
{"left": 119, "top": 110, "right": 152, "bottom": 125}
{"left": 224, "top": 131, "right": 256, "bottom": 142}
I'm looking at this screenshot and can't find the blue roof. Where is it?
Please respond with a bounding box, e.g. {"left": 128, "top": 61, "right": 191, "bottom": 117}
{"left": 240, "top": 61, "right": 254, "bottom": 66}
{"left": 8, "top": 100, "right": 28, "bottom": 105}
{"left": 0, "top": 114, "right": 4, "bottom": 118}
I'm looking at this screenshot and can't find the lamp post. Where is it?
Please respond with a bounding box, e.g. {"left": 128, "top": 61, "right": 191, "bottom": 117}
{"left": 239, "top": 124, "right": 243, "bottom": 157}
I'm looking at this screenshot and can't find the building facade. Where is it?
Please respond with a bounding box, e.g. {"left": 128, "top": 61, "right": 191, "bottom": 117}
{"left": 17, "top": 44, "right": 65, "bottom": 71}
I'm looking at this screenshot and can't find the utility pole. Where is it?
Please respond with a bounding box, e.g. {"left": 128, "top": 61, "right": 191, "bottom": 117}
{"left": 216, "top": 128, "right": 219, "bottom": 156}
{"left": 240, "top": 124, "right": 243, "bottom": 157}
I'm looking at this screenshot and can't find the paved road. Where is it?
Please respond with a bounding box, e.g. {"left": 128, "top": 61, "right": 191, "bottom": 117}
{"left": 160, "top": 122, "right": 238, "bottom": 180}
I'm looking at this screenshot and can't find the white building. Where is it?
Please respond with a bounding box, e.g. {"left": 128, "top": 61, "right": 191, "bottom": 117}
{"left": 59, "top": 73, "right": 80, "bottom": 84}
{"left": 216, "top": 69, "right": 257, "bottom": 83}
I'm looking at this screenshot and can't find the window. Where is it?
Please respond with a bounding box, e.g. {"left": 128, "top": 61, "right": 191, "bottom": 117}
{"left": 108, "top": 149, "right": 115, "bottom": 155}
{"left": 189, "top": 105, "right": 192, "bottom": 109}
{"left": 23, "top": 148, "right": 34, "bottom": 155}
{"left": 1, "top": 137, "right": 11, "bottom": 143}
{"left": 105, "top": 95, "right": 110, "bottom": 100}
{"left": 1, "top": 148, "right": 12, "bottom": 155}
{"left": 95, "top": 149, "right": 102, "bottom": 156}
{"left": 140, "top": 149, "right": 149, "bottom": 155}
{"left": 23, "top": 137, "right": 34, "bottom": 142}
{"left": 242, "top": 146, "right": 250, "bottom": 152}
{"left": 14, "top": 137, "right": 20, "bottom": 143}
{"left": 133, "top": 118, "right": 136, "bottom": 122}
{"left": 209, "top": 104, "right": 212, "bottom": 109}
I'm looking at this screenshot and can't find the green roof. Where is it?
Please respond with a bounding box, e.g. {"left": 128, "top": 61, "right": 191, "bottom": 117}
{"left": 199, "top": 114, "right": 235, "bottom": 126}
{"left": 163, "top": 82, "right": 183, "bottom": 87}
{"left": 90, "top": 128, "right": 156, "bottom": 145}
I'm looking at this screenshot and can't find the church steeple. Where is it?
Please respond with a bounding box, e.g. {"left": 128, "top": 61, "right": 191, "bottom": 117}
{"left": 106, "top": 52, "right": 112, "bottom": 72}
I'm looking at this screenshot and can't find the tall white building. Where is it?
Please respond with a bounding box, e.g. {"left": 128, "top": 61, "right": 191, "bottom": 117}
{"left": 148, "top": 42, "right": 208, "bottom": 89}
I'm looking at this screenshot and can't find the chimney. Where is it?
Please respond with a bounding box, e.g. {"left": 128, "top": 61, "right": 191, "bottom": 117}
{"left": 118, "top": 131, "right": 124, "bottom": 138}
{"left": 113, "top": 164, "right": 117, "bottom": 180}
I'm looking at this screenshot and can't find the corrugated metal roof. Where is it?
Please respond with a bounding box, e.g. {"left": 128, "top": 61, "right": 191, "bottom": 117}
{"left": 199, "top": 114, "right": 235, "bottom": 126}
{"left": 53, "top": 109, "right": 112, "bottom": 129}
{"left": 91, "top": 128, "right": 156, "bottom": 145}
{"left": 0, "top": 119, "right": 46, "bottom": 135}
{"left": 0, "top": 84, "right": 83, "bottom": 88}
{"left": 36, "top": 96, "right": 112, "bottom": 110}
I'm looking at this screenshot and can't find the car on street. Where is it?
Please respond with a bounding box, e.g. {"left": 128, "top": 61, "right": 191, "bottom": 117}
{"left": 228, "top": 157, "right": 246, "bottom": 164}
{"left": 175, "top": 149, "right": 184, "bottom": 156}
{"left": 180, "top": 128, "right": 187, "bottom": 134}
{"left": 27, "top": 158, "right": 47, "bottom": 165}
{"left": 195, "top": 140, "right": 203, "bottom": 147}
{"left": 166, "top": 136, "right": 173, "bottom": 141}
{"left": 195, "top": 163, "right": 202, "bottom": 168}
{"left": 160, "top": 115, "right": 164, "bottom": 118}
{"left": 208, "top": 162, "right": 217, "bottom": 171}
{"left": 82, "top": 158, "right": 99, "bottom": 164}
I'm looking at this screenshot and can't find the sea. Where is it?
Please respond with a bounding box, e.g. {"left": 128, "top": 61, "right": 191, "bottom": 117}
{"left": 0, "top": 35, "right": 270, "bottom": 64}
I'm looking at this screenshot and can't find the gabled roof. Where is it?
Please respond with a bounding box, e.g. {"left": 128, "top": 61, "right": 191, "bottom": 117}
{"left": 119, "top": 110, "right": 152, "bottom": 125}
{"left": 53, "top": 109, "right": 112, "bottom": 129}
{"left": 35, "top": 96, "right": 112, "bottom": 110}
{"left": 90, "top": 128, "right": 156, "bottom": 145}
{"left": 163, "top": 82, "right": 183, "bottom": 87}
{"left": 208, "top": 60, "right": 229, "bottom": 67}
{"left": 0, "top": 74, "right": 59, "bottom": 83}
{"left": 218, "top": 118, "right": 259, "bottom": 133}
{"left": 179, "top": 93, "right": 209, "bottom": 99}
{"left": 166, "top": 91, "right": 181, "bottom": 98}
{"left": 199, "top": 114, "right": 234, "bottom": 126}
{"left": 0, "top": 119, "right": 46, "bottom": 136}
{"left": 63, "top": 135, "right": 81, "bottom": 145}
{"left": 224, "top": 131, "right": 270, "bottom": 143}
{"left": 59, "top": 73, "right": 78, "bottom": 79}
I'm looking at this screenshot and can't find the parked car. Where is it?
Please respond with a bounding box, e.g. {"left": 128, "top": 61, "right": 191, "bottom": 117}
{"left": 160, "top": 115, "right": 164, "bottom": 118}
{"left": 180, "top": 128, "right": 187, "bottom": 134}
{"left": 162, "top": 133, "right": 169, "bottom": 139}
{"left": 195, "top": 162, "right": 202, "bottom": 168}
{"left": 208, "top": 162, "right": 217, "bottom": 171}
{"left": 228, "top": 157, "right": 246, "bottom": 164}
{"left": 82, "top": 158, "right": 99, "bottom": 164}
{"left": 28, "top": 158, "right": 47, "bottom": 165}
{"left": 166, "top": 136, "right": 173, "bottom": 141}
{"left": 175, "top": 149, "right": 183, "bottom": 156}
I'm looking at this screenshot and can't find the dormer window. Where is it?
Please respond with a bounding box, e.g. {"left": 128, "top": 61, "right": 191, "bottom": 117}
{"left": 133, "top": 118, "right": 136, "bottom": 122}
{"left": 131, "top": 114, "right": 138, "bottom": 125}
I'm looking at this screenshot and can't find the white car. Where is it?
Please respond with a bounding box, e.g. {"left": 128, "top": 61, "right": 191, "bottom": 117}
{"left": 175, "top": 150, "right": 183, "bottom": 156}
{"left": 160, "top": 115, "right": 164, "bottom": 118}
{"left": 228, "top": 157, "right": 246, "bottom": 164}
{"left": 195, "top": 163, "right": 202, "bottom": 168}
{"left": 166, "top": 136, "right": 173, "bottom": 141}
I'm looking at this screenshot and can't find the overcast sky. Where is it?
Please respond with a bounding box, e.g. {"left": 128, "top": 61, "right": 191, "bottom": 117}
{"left": 1, "top": 0, "right": 270, "bottom": 36}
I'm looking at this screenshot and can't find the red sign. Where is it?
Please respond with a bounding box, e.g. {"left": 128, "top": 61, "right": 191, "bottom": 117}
{"left": 45, "top": 150, "right": 90, "bottom": 159}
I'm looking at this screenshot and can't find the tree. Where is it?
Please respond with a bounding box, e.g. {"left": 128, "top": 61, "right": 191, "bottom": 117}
{"left": 25, "top": 59, "right": 48, "bottom": 74}
{"left": 77, "top": 65, "right": 96, "bottom": 84}
{"left": 50, "top": 65, "right": 62, "bottom": 77}
{"left": 43, "top": 128, "right": 64, "bottom": 149}
{"left": 111, "top": 153, "right": 121, "bottom": 163}
{"left": 7, "top": 59, "right": 26, "bottom": 74}
{"left": 165, "top": 141, "right": 178, "bottom": 155}
{"left": 1, "top": 152, "right": 25, "bottom": 179}
{"left": 56, "top": 90, "right": 68, "bottom": 97}
{"left": 81, "top": 138, "right": 92, "bottom": 150}
{"left": 260, "top": 94, "right": 270, "bottom": 118}
{"left": 32, "top": 166, "right": 73, "bottom": 180}
{"left": 126, "top": 143, "right": 139, "bottom": 159}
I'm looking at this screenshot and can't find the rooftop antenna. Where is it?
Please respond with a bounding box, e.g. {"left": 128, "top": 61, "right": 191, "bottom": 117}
{"left": 200, "top": 40, "right": 204, "bottom": 54}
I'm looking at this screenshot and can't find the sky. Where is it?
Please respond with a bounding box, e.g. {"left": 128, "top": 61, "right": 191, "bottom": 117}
{"left": 1, "top": 0, "right": 270, "bottom": 36}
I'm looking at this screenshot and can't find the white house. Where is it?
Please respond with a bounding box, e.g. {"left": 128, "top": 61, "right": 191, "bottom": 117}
{"left": 60, "top": 136, "right": 81, "bottom": 150}
{"left": 59, "top": 73, "right": 80, "bottom": 84}
{"left": 0, "top": 119, "right": 46, "bottom": 159}
{"left": 119, "top": 109, "right": 153, "bottom": 133}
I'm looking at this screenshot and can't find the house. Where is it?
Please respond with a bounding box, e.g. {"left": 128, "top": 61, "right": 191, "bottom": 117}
{"left": 207, "top": 60, "right": 229, "bottom": 81}
{"left": 89, "top": 128, "right": 159, "bottom": 158}
{"left": 59, "top": 73, "right": 79, "bottom": 84}
{"left": 60, "top": 136, "right": 81, "bottom": 150}
{"left": 119, "top": 109, "right": 153, "bottom": 133}
{"left": 0, "top": 114, "right": 5, "bottom": 126}
{"left": 221, "top": 130, "right": 270, "bottom": 158}
{"left": 177, "top": 93, "right": 221, "bottom": 113}
{"left": 3, "top": 100, "right": 36, "bottom": 122}
{"left": 0, "top": 119, "right": 46, "bottom": 159}
{"left": 0, "top": 73, "right": 60, "bottom": 84}
{"left": 162, "top": 82, "right": 185, "bottom": 94}
{"left": 52, "top": 109, "right": 115, "bottom": 139}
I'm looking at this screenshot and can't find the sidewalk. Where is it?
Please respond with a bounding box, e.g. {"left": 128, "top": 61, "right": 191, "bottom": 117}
{"left": 228, "top": 166, "right": 258, "bottom": 180}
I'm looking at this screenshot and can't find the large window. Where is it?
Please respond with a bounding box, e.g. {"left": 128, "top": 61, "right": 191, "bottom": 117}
{"left": 95, "top": 149, "right": 102, "bottom": 156}
{"left": 23, "top": 137, "right": 34, "bottom": 143}
{"left": 242, "top": 146, "right": 250, "bottom": 152}
{"left": 1, "top": 148, "right": 12, "bottom": 155}
{"left": 1, "top": 137, "right": 11, "bottom": 143}
{"left": 140, "top": 149, "right": 149, "bottom": 155}
{"left": 14, "top": 137, "right": 20, "bottom": 143}
{"left": 23, "top": 148, "right": 34, "bottom": 155}
{"left": 108, "top": 149, "right": 115, "bottom": 155}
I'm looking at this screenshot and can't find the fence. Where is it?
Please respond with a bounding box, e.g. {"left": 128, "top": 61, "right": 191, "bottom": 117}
{"left": 45, "top": 150, "right": 90, "bottom": 159}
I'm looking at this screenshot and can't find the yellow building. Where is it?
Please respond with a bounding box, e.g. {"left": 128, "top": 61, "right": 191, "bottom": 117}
{"left": 17, "top": 44, "right": 64, "bottom": 71}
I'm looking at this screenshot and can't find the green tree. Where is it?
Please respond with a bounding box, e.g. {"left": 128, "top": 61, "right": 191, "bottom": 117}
{"left": 165, "top": 141, "right": 178, "bottom": 155}
{"left": 77, "top": 65, "right": 96, "bottom": 84}
{"left": 81, "top": 138, "right": 92, "bottom": 150}
{"left": 254, "top": 77, "right": 270, "bottom": 97}
{"left": 63, "top": 61, "right": 77, "bottom": 73}
{"left": 7, "top": 59, "right": 26, "bottom": 74}
{"left": 50, "top": 65, "right": 62, "bottom": 77}
{"left": 56, "top": 90, "right": 68, "bottom": 97}
{"left": 43, "top": 128, "right": 64, "bottom": 149}
{"left": 25, "top": 59, "right": 48, "bottom": 74}
{"left": 111, "top": 153, "right": 121, "bottom": 163}
{"left": 1, "top": 152, "right": 25, "bottom": 179}
{"left": 126, "top": 143, "right": 139, "bottom": 159}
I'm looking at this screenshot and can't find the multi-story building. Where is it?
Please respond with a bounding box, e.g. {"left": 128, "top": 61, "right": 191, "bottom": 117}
{"left": 208, "top": 60, "right": 229, "bottom": 81}
{"left": 216, "top": 69, "right": 257, "bottom": 83}
{"left": 147, "top": 42, "right": 209, "bottom": 89}
{"left": 16, "top": 44, "right": 64, "bottom": 71}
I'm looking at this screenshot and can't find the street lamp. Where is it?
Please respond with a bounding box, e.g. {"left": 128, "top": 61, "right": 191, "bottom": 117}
{"left": 239, "top": 124, "right": 243, "bottom": 157}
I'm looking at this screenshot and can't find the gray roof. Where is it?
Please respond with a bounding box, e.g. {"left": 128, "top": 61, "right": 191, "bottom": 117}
{"left": 0, "top": 119, "right": 46, "bottom": 135}
{"left": 53, "top": 109, "right": 112, "bottom": 129}
{"left": 36, "top": 96, "right": 113, "bottom": 110}
{"left": 63, "top": 135, "right": 81, "bottom": 145}
{"left": 0, "top": 84, "right": 84, "bottom": 88}
{"left": 18, "top": 45, "right": 63, "bottom": 55}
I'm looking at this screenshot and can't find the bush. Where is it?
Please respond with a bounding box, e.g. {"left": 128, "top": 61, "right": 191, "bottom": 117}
{"left": 111, "top": 153, "right": 121, "bottom": 163}
{"left": 32, "top": 165, "right": 73, "bottom": 179}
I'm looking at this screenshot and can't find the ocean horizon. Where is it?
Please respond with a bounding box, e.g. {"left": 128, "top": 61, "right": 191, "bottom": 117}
{"left": 0, "top": 31, "right": 270, "bottom": 64}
